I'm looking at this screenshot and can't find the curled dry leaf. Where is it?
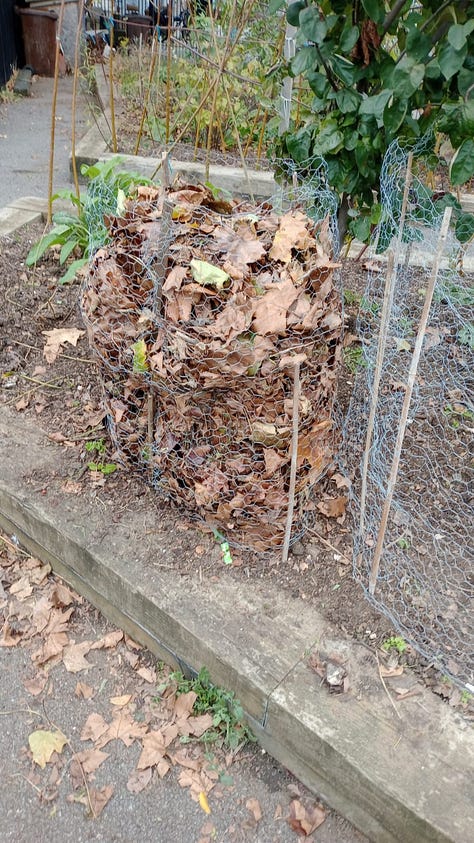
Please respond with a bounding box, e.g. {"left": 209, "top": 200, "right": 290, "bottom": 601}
{"left": 287, "top": 798, "right": 326, "bottom": 836}
{"left": 246, "top": 797, "right": 262, "bottom": 823}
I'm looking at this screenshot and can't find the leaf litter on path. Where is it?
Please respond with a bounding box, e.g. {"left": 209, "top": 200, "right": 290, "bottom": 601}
{"left": 0, "top": 529, "right": 339, "bottom": 838}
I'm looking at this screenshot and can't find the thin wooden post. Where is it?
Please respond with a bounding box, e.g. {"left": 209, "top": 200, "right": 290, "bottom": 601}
{"left": 282, "top": 362, "right": 301, "bottom": 564}
{"left": 359, "top": 152, "right": 413, "bottom": 535}
{"left": 368, "top": 206, "right": 452, "bottom": 595}
{"left": 47, "top": 0, "right": 66, "bottom": 224}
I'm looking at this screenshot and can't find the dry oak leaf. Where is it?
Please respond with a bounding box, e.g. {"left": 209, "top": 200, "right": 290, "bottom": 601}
{"left": 31, "top": 632, "right": 68, "bottom": 666}
{"left": 110, "top": 694, "right": 133, "bottom": 707}
{"left": 29, "top": 729, "right": 68, "bottom": 769}
{"left": 137, "top": 725, "right": 179, "bottom": 770}
{"left": 136, "top": 665, "right": 156, "bottom": 683}
{"left": 287, "top": 799, "right": 326, "bottom": 836}
{"left": 42, "top": 328, "right": 85, "bottom": 364}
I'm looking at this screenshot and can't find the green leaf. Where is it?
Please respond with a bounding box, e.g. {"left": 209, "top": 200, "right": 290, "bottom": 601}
{"left": 437, "top": 41, "right": 468, "bottom": 81}
{"left": 285, "top": 126, "right": 312, "bottom": 161}
{"left": 360, "top": 0, "right": 384, "bottom": 24}
{"left": 450, "top": 139, "right": 474, "bottom": 186}
{"left": 268, "top": 0, "right": 286, "bottom": 12}
{"left": 340, "top": 24, "right": 359, "bottom": 54}
{"left": 359, "top": 89, "right": 392, "bottom": 118}
{"left": 405, "top": 29, "right": 431, "bottom": 62}
{"left": 59, "top": 257, "right": 88, "bottom": 284}
{"left": 335, "top": 88, "right": 361, "bottom": 113}
{"left": 331, "top": 55, "right": 358, "bottom": 86}
{"left": 391, "top": 59, "right": 425, "bottom": 98}
{"left": 383, "top": 98, "right": 407, "bottom": 134}
{"left": 313, "top": 123, "right": 344, "bottom": 155}
{"left": 291, "top": 46, "right": 318, "bottom": 76}
{"left": 307, "top": 70, "right": 330, "bottom": 96}
{"left": 190, "top": 259, "right": 230, "bottom": 291}
{"left": 299, "top": 7, "right": 327, "bottom": 44}
{"left": 448, "top": 21, "right": 474, "bottom": 51}
{"left": 59, "top": 239, "right": 78, "bottom": 265}
{"left": 349, "top": 214, "right": 372, "bottom": 242}
{"left": 286, "top": 1, "right": 305, "bottom": 26}
{"left": 455, "top": 212, "right": 474, "bottom": 243}
{"left": 25, "top": 225, "right": 70, "bottom": 266}
{"left": 131, "top": 339, "right": 148, "bottom": 373}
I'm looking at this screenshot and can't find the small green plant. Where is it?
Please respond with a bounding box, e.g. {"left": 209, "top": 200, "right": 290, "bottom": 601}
{"left": 161, "top": 667, "right": 255, "bottom": 751}
{"left": 85, "top": 439, "right": 117, "bottom": 476}
{"left": 343, "top": 344, "right": 366, "bottom": 374}
{"left": 26, "top": 158, "right": 153, "bottom": 283}
{"left": 396, "top": 536, "right": 411, "bottom": 550}
{"left": 460, "top": 690, "right": 472, "bottom": 705}
{"left": 443, "top": 403, "right": 474, "bottom": 430}
{"left": 382, "top": 636, "right": 407, "bottom": 654}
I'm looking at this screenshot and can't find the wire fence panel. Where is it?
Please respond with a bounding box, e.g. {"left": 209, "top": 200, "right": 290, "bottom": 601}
{"left": 344, "top": 139, "right": 473, "bottom": 689}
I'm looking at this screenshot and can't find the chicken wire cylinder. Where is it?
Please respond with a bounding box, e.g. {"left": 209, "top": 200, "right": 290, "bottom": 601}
{"left": 81, "top": 183, "right": 343, "bottom": 550}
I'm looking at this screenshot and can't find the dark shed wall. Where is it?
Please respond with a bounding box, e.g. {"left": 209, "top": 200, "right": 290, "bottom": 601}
{"left": 0, "top": 0, "right": 25, "bottom": 87}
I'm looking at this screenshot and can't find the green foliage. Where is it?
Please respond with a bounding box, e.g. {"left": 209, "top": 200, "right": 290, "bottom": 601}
{"left": 382, "top": 636, "right": 407, "bottom": 654}
{"left": 85, "top": 438, "right": 117, "bottom": 476}
{"left": 279, "top": 0, "right": 474, "bottom": 242}
{"left": 26, "top": 158, "right": 153, "bottom": 283}
{"left": 343, "top": 344, "right": 365, "bottom": 373}
{"left": 164, "top": 667, "right": 255, "bottom": 750}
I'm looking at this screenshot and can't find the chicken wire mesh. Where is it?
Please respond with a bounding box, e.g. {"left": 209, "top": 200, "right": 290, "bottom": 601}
{"left": 80, "top": 174, "right": 343, "bottom": 551}
{"left": 344, "top": 139, "right": 473, "bottom": 689}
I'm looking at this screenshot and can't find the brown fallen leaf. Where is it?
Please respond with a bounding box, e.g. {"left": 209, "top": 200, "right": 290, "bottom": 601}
{"left": 246, "top": 797, "right": 262, "bottom": 823}
{"left": 73, "top": 748, "right": 109, "bottom": 775}
{"left": 80, "top": 712, "right": 109, "bottom": 743}
{"left": 42, "top": 328, "right": 85, "bottom": 364}
{"left": 75, "top": 682, "right": 94, "bottom": 699}
{"left": 23, "top": 674, "right": 48, "bottom": 697}
{"left": 287, "top": 799, "right": 326, "bottom": 835}
{"left": 90, "top": 629, "right": 123, "bottom": 650}
{"left": 79, "top": 784, "right": 114, "bottom": 818}
{"left": 127, "top": 768, "right": 153, "bottom": 793}
{"left": 136, "top": 665, "right": 156, "bottom": 683}
{"left": 110, "top": 694, "right": 133, "bottom": 708}
{"left": 317, "top": 496, "right": 348, "bottom": 519}
{"left": 62, "top": 641, "right": 93, "bottom": 673}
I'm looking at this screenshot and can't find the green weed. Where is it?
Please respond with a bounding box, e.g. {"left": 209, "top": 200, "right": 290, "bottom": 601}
{"left": 381, "top": 636, "right": 407, "bottom": 654}
{"left": 85, "top": 439, "right": 117, "bottom": 476}
{"left": 159, "top": 667, "right": 255, "bottom": 751}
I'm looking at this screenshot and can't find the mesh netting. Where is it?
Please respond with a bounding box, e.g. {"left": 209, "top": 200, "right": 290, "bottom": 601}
{"left": 344, "top": 139, "right": 473, "bottom": 688}
{"left": 81, "top": 177, "right": 343, "bottom": 550}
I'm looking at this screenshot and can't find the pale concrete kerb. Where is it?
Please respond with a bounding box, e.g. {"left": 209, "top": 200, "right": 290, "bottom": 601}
{"left": 0, "top": 407, "right": 472, "bottom": 843}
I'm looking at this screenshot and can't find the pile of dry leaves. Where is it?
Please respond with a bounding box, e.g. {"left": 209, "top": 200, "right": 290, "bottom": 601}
{"left": 81, "top": 183, "right": 343, "bottom": 549}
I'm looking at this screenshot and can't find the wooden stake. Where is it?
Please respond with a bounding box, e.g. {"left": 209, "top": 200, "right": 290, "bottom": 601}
{"left": 134, "top": 34, "right": 158, "bottom": 156}
{"left": 71, "top": 0, "right": 85, "bottom": 204}
{"left": 368, "top": 206, "right": 452, "bottom": 595}
{"left": 109, "top": 22, "right": 117, "bottom": 153}
{"left": 359, "top": 152, "right": 413, "bottom": 536}
{"left": 47, "top": 0, "right": 66, "bottom": 224}
{"left": 282, "top": 362, "right": 301, "bottom": 564}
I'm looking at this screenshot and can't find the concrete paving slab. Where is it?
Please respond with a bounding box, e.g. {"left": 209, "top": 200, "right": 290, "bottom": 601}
{"left": 0, "top": 404, "right": 472, "bottom": 843}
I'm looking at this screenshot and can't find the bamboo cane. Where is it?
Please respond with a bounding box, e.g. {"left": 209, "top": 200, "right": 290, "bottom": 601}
{"left": 282, "top": 362, "right": 301, "bottom": 564}
{"left": 359, "top": 152, "right": 414, "bottom": 536}
{"left": 47, "top": 0, "right": 66, "bottom": 224}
